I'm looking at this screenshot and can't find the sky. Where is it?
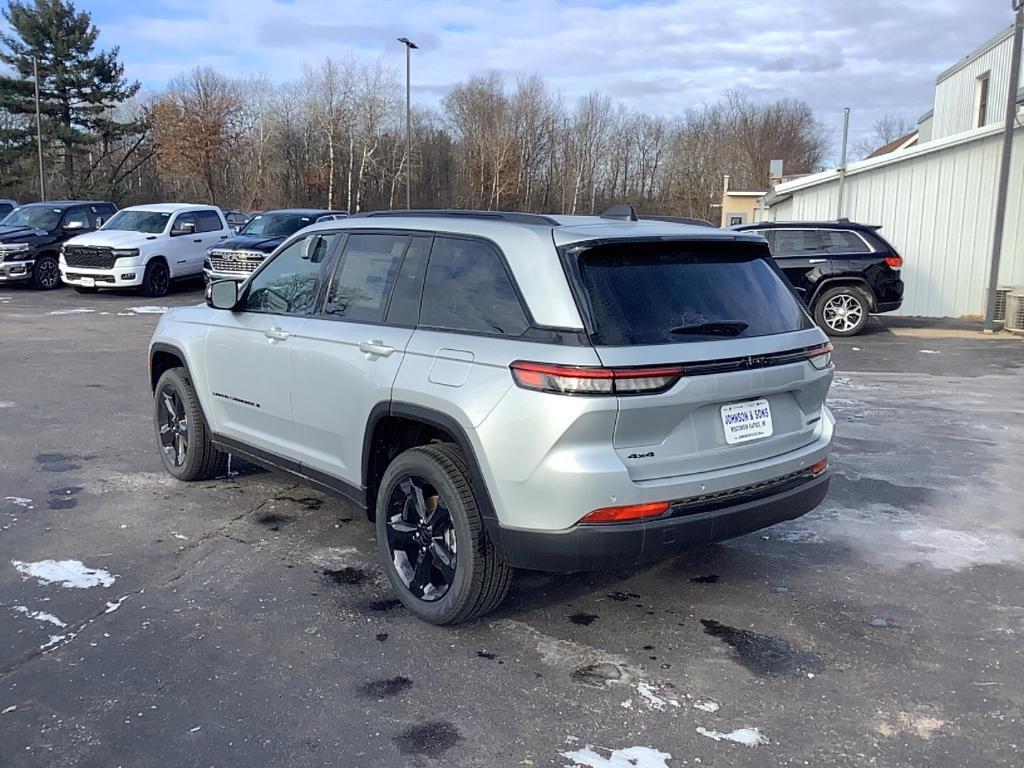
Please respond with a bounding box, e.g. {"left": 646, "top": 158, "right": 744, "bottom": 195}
{"left": 6, "top": 0, "right": 1017, "bottom": 154}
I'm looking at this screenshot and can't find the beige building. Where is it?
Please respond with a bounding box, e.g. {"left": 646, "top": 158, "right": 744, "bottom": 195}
{"left": 719, "top": 175, "right": 766, "bottom": 227}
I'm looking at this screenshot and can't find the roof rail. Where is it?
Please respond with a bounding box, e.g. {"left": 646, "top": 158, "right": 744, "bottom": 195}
{"left": 352, "top": 209, "right": 561, "bottom": 226}
{"left": 638, "top": 215, "right": 717, "bottom": 228}
{"left": 599, "top": 203, "right": 638, "bottom": 221}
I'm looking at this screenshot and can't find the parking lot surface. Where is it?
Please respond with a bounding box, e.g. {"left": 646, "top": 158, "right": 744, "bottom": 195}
{"left": 2, "top": 286, "right": 1023, "bottom": 767}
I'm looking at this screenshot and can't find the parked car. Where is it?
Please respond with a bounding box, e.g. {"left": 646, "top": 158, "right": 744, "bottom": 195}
{"left": 61, "top": 203, "right": 232, "bottom": 297}
{"left": 0, "top": 199, "right": 17, "bottom": 217}
{"left": 223, "top": 210, "right": 250, "bottom": 232}
{"left": 731, "top": 220, "right": 904, "bottom": 336}
{"left": 148, "top": 207, "right": 834, "bottom": 624}
{"left": 0, "top": 200, "right": 117, "bottom": 290}
{"left": 204, "top": 208, "right": 348, "bottom": 283}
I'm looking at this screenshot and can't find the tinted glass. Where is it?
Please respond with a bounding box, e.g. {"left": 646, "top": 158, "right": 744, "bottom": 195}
{"left": 1, "top": 205, "right": 62, "bottom": 229}
{"left": 820, "top": 229, "right": 867, "bottom": 254}
{"left": 420, "top": 237, "right": 529, "bottom": 336}
{"left": 324, "top": 233, "right": 409, "bottom": 322}
{"left": 386, "top": 235, "right": 431, "bottom": 326}
{"left": 195, "top": 210, "right": 223, "bottom": 233}
{"left": 244, "top": 232, "right": 338, "bottom": 315}
{"left": 102, "top": 210, "right": 169, "bottom": 234}
{"left": 171, "top": 212, "right": 196, "bottom": 233}
{"left": 241, "top": 212, "right": 316, "bottom": 238}
{"left": 0, "top": 203, "right": 15, "bottom": 216}
{"left": 575, "top": 240, "right": 814, "bottom": 346}
{"left": 62, "top": 207, "right": 92, "bottom": 229}
{"left": 769, "top": 229, "right": 822, "bottom": 256}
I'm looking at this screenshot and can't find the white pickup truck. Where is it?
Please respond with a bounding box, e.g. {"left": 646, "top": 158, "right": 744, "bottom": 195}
{"left": 60, "top": 203, "right": 232, "bottom": 297}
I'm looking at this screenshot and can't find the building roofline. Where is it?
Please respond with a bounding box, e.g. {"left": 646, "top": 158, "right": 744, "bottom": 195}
{"left": 917, "top": 108, "right": 934, "bottom": 123}
{"left": 724, "top": 191, "right": 766, "bottom": 197}
{"left": 936, "top": 24, "right": 1016, "bottom": 84}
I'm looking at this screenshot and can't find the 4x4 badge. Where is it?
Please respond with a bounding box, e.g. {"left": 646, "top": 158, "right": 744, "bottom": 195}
{"left": 627, "top": 452, "right": 655, "bottom": 459}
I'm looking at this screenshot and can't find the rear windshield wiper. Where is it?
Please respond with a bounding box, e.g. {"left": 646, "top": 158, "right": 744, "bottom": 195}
{"left": 669, "top": 321, "right": 749, "bottom": 336}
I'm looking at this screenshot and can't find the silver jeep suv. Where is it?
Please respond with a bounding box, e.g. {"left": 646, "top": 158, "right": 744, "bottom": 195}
{"left": 148, "top": 207, "right": 834, "bottom": 624}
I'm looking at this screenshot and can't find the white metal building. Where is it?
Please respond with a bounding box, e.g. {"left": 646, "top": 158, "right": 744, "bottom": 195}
{"left": 762, "top": 25, "right": 1024, "bottom": 319}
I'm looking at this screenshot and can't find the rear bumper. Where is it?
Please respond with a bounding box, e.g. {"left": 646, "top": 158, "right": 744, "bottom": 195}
{"left": 495, "top": 471, "right": 829, "bottom": 572}
{"left": 0, "top": 259, "right": 34, "bottom": 281}
{"left": 875, "top": 300, "right": 902, "bottom": 313}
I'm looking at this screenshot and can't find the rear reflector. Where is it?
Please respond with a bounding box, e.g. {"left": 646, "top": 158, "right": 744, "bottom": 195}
{"left": 579, "top": 500, "right": 670, "bottom": 524}
{"left": 885, "top": 255, "right": 903, "bottom": 269}
{"left": 510, "top": 361, "right": 683, "bottom": 396}
{"left": 807, "top": 342, "right": 833, "bottom": 370}
{"left": 811, "top": 458, "right": 829, "bottom": 476}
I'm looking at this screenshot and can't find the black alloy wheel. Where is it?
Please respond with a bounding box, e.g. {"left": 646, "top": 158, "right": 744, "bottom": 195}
{"left": 385, "top": 475, "right": 458, "bottom": 602}
{"left": 158, "top": 387, "right": 189, "bottom": 468}
{"left": 32, "top": 255, "right": 61, "bottom": 290}
{"left": 143, "top": 260, "right": 170, "bottom": 297}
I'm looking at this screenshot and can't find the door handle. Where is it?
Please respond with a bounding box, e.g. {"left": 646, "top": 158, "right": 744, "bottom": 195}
{"left": 264, "top": 327, "right": 291, "bottom": 341}
{"left": 359, "top": 340, "right": 394, "bottom": 357}
{"left": 808, "top": 258, "right": 827, "bottom": 264}
{"left": 193, "top": 238, "right": 203, "bottom": 243}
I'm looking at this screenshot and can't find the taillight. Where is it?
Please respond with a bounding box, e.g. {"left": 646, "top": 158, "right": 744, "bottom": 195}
{"left": 806, "top": 342, "right": 833, "bottom": 370}
{"left": 811, "top": 458, "right": 829, "bottom": 476}
{"left": 579, "top": 500, "right": 670, "bottom": 524}
{"left": 509, "top": 361, "right": 684, "bottom": 396}
{"left": 885, "top": 255, "right": 903, "bottom": 269}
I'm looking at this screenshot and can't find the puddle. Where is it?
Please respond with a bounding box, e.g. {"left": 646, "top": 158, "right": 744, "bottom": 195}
{"left": 256, "top": 512, "right": 292, "bottom": 531}
{"left": 570, "top": 612, "right": 599, "bottom": 626}
{"left": 394, "top": 721, "right": 461, "bottom": 757}
{"left": 375, "top": 633, "right": 388, "bottom": 642}
{"left": 359, "top": 676, "right": 413, "bottom": 698}
{"left": 323, "top": 567, "right": 369, "bottom": 585}
{"left": 35, "top": 453, "right": 81, "bottom": 472}
{"left": 701, "top": 619, "right": 823, "bottom": 676}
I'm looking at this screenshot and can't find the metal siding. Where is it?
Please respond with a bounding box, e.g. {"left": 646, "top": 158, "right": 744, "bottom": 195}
{"left": 933, "top": 33, "right": 1021, "bottom": 140}
{"left": 771, "top": 128, "right": 1023, "bottom": 318}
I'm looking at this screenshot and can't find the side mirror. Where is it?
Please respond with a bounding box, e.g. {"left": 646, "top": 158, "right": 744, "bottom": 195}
{"left": 63, "top": 220, "right": 87, "bottom": 231}
{"left": 172, "top": 221, "right": 196, "bottom": 236}
{"left": 206, "top": 279, "right": 239, "bottom": 310}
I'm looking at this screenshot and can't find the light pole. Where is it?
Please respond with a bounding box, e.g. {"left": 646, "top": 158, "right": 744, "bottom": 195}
{"left": 397, "top": 37, "right": 418, "bottom": 210}
{"left": 32, "top": 55, "right": 45, "bottom": 201}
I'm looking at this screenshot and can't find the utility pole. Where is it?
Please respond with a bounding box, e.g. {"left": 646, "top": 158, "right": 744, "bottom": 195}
{"left": 32, "top": 55, "right": 45, "bottom": 201}
{"left": 835, "top": 107, "right": 850, "bottom": 220}
{"left": 397, "top": 37, "right": 418, "bottom": 210}
{"left": 983, "top": 1, "right": 1023, "bottom": 331}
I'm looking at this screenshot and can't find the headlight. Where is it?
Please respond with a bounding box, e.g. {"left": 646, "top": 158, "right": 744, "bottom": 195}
{"left": 111, "top": 248, "right": 140, "bottom": 259}
{"left": 0, "top": 243, "right": 30, "bottom": 253}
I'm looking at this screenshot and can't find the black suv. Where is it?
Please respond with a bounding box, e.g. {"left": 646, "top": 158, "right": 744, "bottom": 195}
{"left": 0, "top": 201, "right": 117, "bottom": 290}
{"left": 732, "top": 220, "right": 904, "bottom": 336}
{"left": 203, "top": 208, "right": 348, "bottom": 283}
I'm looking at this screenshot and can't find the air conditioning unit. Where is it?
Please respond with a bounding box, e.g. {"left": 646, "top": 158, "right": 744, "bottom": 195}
{"left": 1006, "top": 292, "right": 1024, "bottom": 334}
{"left": 994, "top": 286, "right": 1013, "bottom": 322}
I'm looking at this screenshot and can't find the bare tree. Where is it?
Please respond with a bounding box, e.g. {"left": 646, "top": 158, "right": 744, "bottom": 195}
{"left": 853, "top": 114, "right": 916, "bottom": 159}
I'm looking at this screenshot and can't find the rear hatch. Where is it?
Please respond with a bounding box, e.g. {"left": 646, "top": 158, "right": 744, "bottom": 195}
{"left": 563, "top": 236, "right": 832, "bottom": 482}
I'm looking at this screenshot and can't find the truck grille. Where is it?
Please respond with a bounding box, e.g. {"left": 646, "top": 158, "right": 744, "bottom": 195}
{"left": 64, "top": 246, "right": 115, "bottom": 269}
{"left": 208, "top": 250, "right": 265, "bottom": 274}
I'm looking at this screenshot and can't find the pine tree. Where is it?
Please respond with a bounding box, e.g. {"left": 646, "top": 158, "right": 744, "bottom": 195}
{"left": 0, "top": 0, "right": 140, "bottom": 196}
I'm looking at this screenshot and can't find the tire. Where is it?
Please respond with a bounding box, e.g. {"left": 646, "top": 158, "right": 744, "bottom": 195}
{"left": 153, "top": 367, "right": 227, "bottom": 481}
{"left": 814, "top": 286, "right": 870, "bottom": 337}
{"left": 30, "top": 254, "right": 61, "bottom": 290}
{"left": 74, "top": 286, "right": 98, "bottom": 294}
{"left": 142, "top": 259, "right": 170, "bottom": 298}
{"left": 375, "top": 443, "right": 513, "bottom": 625}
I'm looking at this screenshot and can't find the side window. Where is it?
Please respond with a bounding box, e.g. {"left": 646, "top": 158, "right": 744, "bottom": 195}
{"left": 324, "top": 232, "right": 409, "bottom": 323}
{"left": 91, "top": 205, "right": 114, "bottom": 227}
{"left": 243, "top": 232, "right": 339, "bottom": 315}
{"left": 195, "top": 210, "right": 224, "bottom": 232}
{"left": 820, "top": 230, "right": 868, "bottom": 254}
{"left": 62, "top": 206, "right": 92, "bottom": 230}
{"left": 420, "top": 237, "right": 529, "bottom": 336}
{"left": 760, "top": 230, "right": 777, "bottom": 253}
{"left": 385, "top": 235, "right": 431, "bottom": 326}
{"left": 771, "top": 230, "right": 823, "bottom": 257}
{"left": 171, "top": 212, "right": 196, "bottom": 235}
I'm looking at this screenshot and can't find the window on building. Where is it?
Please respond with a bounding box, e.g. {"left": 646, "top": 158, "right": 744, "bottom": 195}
{"left": 728, "top": 214, "right": 746, "bottom": 227}
{"left": 975, "top": 72, "right": 991, "bottom": 128}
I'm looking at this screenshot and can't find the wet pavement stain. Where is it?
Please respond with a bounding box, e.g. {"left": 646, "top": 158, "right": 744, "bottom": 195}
{"left": 375, "top": 633, "right": 388, "bottom": 642}
{"left": 323, "top": 567, "right": 369, "bottom": 586}
{"left": 50, "top": 486, "right": 84, "bottom": 496}
{"left": 569, "top": 612, "right": 599, "bottom": 626}
{"left": 337, "top": 517, "right": 354, "bottom": 524}
{"left": 256, "top": 512, "right": 292, "bottom": 531}
{"left": 394, "top": 721, "right": 462, "bottom": 758}
{"left": 701, "top": 619, "right": 824, "bottom": 677}
{"left": 690, "top": 574, "right": 720, "bottom": 584}
{"left": 476, "top": 651, "right": 497, "bottom": 660}
{"left": 47, "top": 498, "right": 77, "bottom": 509}
{"left": 607, "top": 591, "right": 641, "bottom": 602}
{"left": 368, "top": 598, "right": 402, "bottom": 612}
{"left": 868, "top": 616, "right": 895, "bottom": 628}
{"left": 274, "top": 495, "right": 323, "bottom": 510}
{"left": 571, "top": 662, "right": 623, "bottom": 687}
{"left": 358, "top": 676, "right": 413, "bottom": 698}
{"left": 35, "top": 453, "right": 80, "bottom": 472}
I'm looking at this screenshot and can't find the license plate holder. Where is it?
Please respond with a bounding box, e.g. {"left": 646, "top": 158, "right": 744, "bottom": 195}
{"left": 721, "top": 398, "right": 773, "bottom": 445}
{"left": 80, "top": 277, "right": 95, "bottom": 287}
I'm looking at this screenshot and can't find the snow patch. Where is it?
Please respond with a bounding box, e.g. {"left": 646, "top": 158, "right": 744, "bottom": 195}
{"left": 919, "top": 349, "right": 941, "bottom": 354}
{"left": 104, "top": 598, "right": 125, "bottom": 613}
{"left": 693, "top": 700, "right": 720, "bottom": 713}
{"left": 41, "top": 634, "right": 67, "bottom": 649}
{"left": 0, "top": 400, "right": 16, "bottom": 408}
{"left": 696, "top": 727, "right": 768, "bottom": 747}
{"left": 125, "top": 306, "right": 168, "bottom": 314}
{"left": 11, "top": 559, "right": 115, "bottom": 589}
{"left": 48, "top": 308, "right": 95, "bottom": 315}
{"left": 13, "top": 605, "right": 66, "bottom": 627}
{"left": 636, "top": 682, "right": 679, "bottom": 710}
{"left": 4, "top": 497, "right": 33, "bottom": 509}
{"left": 562, "top": 746, "right": 672, "bottom": 768}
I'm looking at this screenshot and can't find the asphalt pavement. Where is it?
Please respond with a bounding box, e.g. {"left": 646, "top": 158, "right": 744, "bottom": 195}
{"left": 1, "top": 284, "right": 1023, "bottom": 768}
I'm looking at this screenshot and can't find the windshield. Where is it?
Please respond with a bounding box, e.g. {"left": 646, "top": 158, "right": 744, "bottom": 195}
{"left": 572, "top": 240, "right": 814, "bottom": 346}
{"left": 102, "top": 210, "right": 170, "bottom": 234}
{"left": 240, "top": 213, "right": 315, "bottom": 238}
{"left": 1, "top": 205, "right": 62, "bottom": 230}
